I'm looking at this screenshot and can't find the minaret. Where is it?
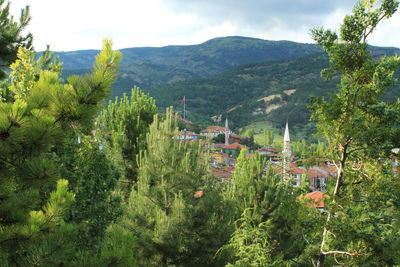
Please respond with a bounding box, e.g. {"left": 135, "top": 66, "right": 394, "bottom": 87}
{"left": 225, "top": 117, "right": 229, "bottom": 146}
{"left": 283, "top": 121, "right": 291, "bottom": 181}
{"left": 283, "top": 121, "right": 291, "bottom": 158}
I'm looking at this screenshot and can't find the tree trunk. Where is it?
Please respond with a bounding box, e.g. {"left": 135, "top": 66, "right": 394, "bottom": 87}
{"left": 316, "top": 146, "right": 348, "bottom": 266}
{"left": 316, "top": 254, "right": 325, "bottom": 267}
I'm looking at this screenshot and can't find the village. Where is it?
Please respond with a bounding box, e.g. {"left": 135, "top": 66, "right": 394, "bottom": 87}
{"left": 178, "top": 119, "right": 338, "bottom": 209}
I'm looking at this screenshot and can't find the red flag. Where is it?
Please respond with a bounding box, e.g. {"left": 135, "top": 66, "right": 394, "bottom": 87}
{"left": 181, "top": 96, "right": 186, "bottom": 104}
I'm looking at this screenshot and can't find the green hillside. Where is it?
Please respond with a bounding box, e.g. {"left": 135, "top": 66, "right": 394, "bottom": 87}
{"left": 148, "top": 46, "right": 400, "bottom": 129}
{"left": 55, "top": 36, "right": 400, "bottom": 130}
{"left": 57, "top": 36, "right": 322, "bottom": 94}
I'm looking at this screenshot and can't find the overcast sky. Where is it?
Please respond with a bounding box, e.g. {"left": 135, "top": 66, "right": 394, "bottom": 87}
{"left": 9, "top": 0, "right": 400, "bottom": 51}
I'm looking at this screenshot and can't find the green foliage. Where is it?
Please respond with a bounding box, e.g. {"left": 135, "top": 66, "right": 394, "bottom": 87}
{"left": 0, "top": 0, "right": 32, "bottom": 80}
{"left": 111, "top": 108, "right": 233, "bottom": 266}
{"left": 0, "top": 179, "right": 77, "bottom": 266}
{"left": 98, "top": 87, "right": 157, "bottom": 186}
{"left": 308, "top": 0, "right": 400, "bottom": 265}
{"left": 225, "top": 209, "right": 272, "bottom": 267}
{"left": 263, "top": 129, "right": 274, "bottom": 146}
{"left": 73, "top": 225, "right": 138, "bottom": 267}
{"left": 0, "top": 39, "right": 121, "bottom": 265}
{"left": 212, "top": 133, "right": 225, "bottom": 143}
{"left": 6, "top": 46, "right": 62, "bottom": 101}
{"left": 225, "top": 151, "right": 308, "bottom": 264}
{"left": 292, "top": 140, "right": 328, "bottom": 166}
{"left": 53, "top": 137, "right": 122, "bottom": 251}
{"left": 240, "top": 121, "right": 283, "bottom": 147}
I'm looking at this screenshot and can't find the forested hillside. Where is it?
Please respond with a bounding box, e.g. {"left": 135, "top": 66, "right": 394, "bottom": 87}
{"left": 57, "top": 37, "right": 400, "bottom": 129}
{"left": 149, "top": 46, "right": 400, "bottom": 129}
{"left": 58, "top": 36, "right": 322, "bottom": 93}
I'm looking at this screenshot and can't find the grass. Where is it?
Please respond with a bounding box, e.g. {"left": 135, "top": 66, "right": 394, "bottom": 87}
{"left": 240, "top": 121, "right": 284, "bottom": 147}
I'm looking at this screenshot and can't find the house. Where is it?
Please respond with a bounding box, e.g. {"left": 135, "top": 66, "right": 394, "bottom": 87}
{"left": 307, "top": 168, "right": 329, "bottom": 192}
{"left": 178, "top": 130, "right": 198, "bottom": 140}
{"left": 230, "top": 133, "right": 243, "bottom": 144}
{"left": 287, "top": 162, "right": 306, "bottom": 187}
{"left": 222, "top": 143, "right": 248, "bottom": 156}
{"left": 211, "top": 168, "right": 234, "bottom": 182}
{"left": 213, "top": 143, "right": 226, "bottom": 149}
{"left": 200, "top": 126, "right": 231, "bottom": 138}
{"left": 256, "top": 146, "right": 278, "bottom": 155}
{"left": 273, "top": 162, "right": 306, "bottom": 187}
{"left": 210, "top": 152, "right": 229, "bottom": 168}
{"left": 256, "top": 147, "right": 279, "bottom": 160}
{"left": 299, "top": 191, "right": 328, "bottom": 211}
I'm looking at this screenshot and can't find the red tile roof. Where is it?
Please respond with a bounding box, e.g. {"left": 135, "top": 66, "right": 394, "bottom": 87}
{"left": 307, "top": 168, "right": 328, "bottom": 179}
{"left": 317, "top": 165, "right": 337, "bottom": 175}
{"left": 301, "top": 191, "right": 328, "bottom": 208}
{"left": 178, "top": 130, "right": 197, "bottom": 136}
{"left": 201, "top": 126, "right": 229, "bottom": 133}
{"left": 194, "top": 191, "right": 204, "bottom": 198}
{"left": 223, "top": 143, "right": 248, "bottom": 150}
{"left": 231, "top": 133, "right": 242, "bottom": 139}
{"left": 273, "top": 162, "right": 306, "bottom": 175}
{"left": 211, "top": 152, "right": 229, "bottom": 158}
{"left": 291, "top": 166, "right": 306, "bottom": 175}
{"left": 213, "top": 143, "right": 226, "bottom": 149}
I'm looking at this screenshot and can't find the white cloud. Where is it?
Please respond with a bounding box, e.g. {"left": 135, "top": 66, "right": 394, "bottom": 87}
{"left": 8, "top": 0, "right": 400, "bottom": 51}
{"left": 369, "top": 11, "right": 400, "bottom": 48}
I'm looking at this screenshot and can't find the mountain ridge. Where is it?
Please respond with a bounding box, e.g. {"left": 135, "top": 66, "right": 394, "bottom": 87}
{"left": 58, "top": 36, "right": 323, "bottom": 92}
{"left": 148, "top": 46, "right": 400, "bottom": 129}
{"left": 54, "top": 36, "right": 400, "bottom": 129}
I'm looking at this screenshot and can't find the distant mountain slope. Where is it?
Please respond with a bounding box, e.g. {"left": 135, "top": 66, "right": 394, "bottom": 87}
{"left": 148, "top": 46, "right": 400, "bottom": 129}
{"left": 55, "top": 37, "right": 400, "bottom": 130}
{"left": 57, "top": 36, "right": 322, "bottom": 93}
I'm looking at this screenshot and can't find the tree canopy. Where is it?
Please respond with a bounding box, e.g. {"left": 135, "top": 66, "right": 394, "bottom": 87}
{"left": 310, "top": 0, "right": 400, "bottom": 265}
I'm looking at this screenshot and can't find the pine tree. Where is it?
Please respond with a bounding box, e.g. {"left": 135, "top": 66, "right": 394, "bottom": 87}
{"left": 98, "top": 87, "right": 157, "bottom": 186}
{"left": 0, "top": 39, "right": 121, "bottom": 265}
{"left": 110, "top": 108, "right": 233, "bottom": 266}
{"left": 1, "top": 46, "right": 62, "bottom": 101}
{"left": 224, "top": 150, "right": 311, "bottom": 264}
{"left": 53, "top": 136, "right": 122, "bottom": 252}
{"left": 0, "top": 0, "right": 32, "bottom": 80}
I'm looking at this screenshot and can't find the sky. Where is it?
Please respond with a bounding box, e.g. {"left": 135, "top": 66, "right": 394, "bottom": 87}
{"left": 9, "top": 0, "right": 400, "bottom": 51}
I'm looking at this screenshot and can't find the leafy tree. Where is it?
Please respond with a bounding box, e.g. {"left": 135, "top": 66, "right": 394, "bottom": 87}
{"left": 98, "top": 86, "right": 157, "bottom": 187}
{"left": 212, "top": 133, "right": 225, "bottom": 143}
{"left": 0, "top": 0, "right": 32, "bottom": 80}
{"left": 0, "top": 39, "right": 121, "bottom": 265}
{"left": 263, "top": 129, "right": 274, "bottom": 146}
{"left": 309, "top": 0, "right": 400, "bottom": 265}
{"left": 292, "top": 140, "right": 328, "bottom": 166}
{"left": 111, "top": 108, "right": 233, "bottom": 266}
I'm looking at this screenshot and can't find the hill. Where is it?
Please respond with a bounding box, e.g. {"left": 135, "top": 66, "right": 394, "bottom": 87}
{"left": 57, "top": 36, "right": 322, "bottom": 95}
{"left": 148, "top": 46, "right": 400, "bottom": 130}
{"left": 54, "top": 36, "right": 400, "bottom": 130}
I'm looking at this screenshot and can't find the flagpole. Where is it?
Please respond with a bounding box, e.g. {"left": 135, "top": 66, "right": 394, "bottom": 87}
{"left": 183, "top": 95, "right": 186, "bottom": 120}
